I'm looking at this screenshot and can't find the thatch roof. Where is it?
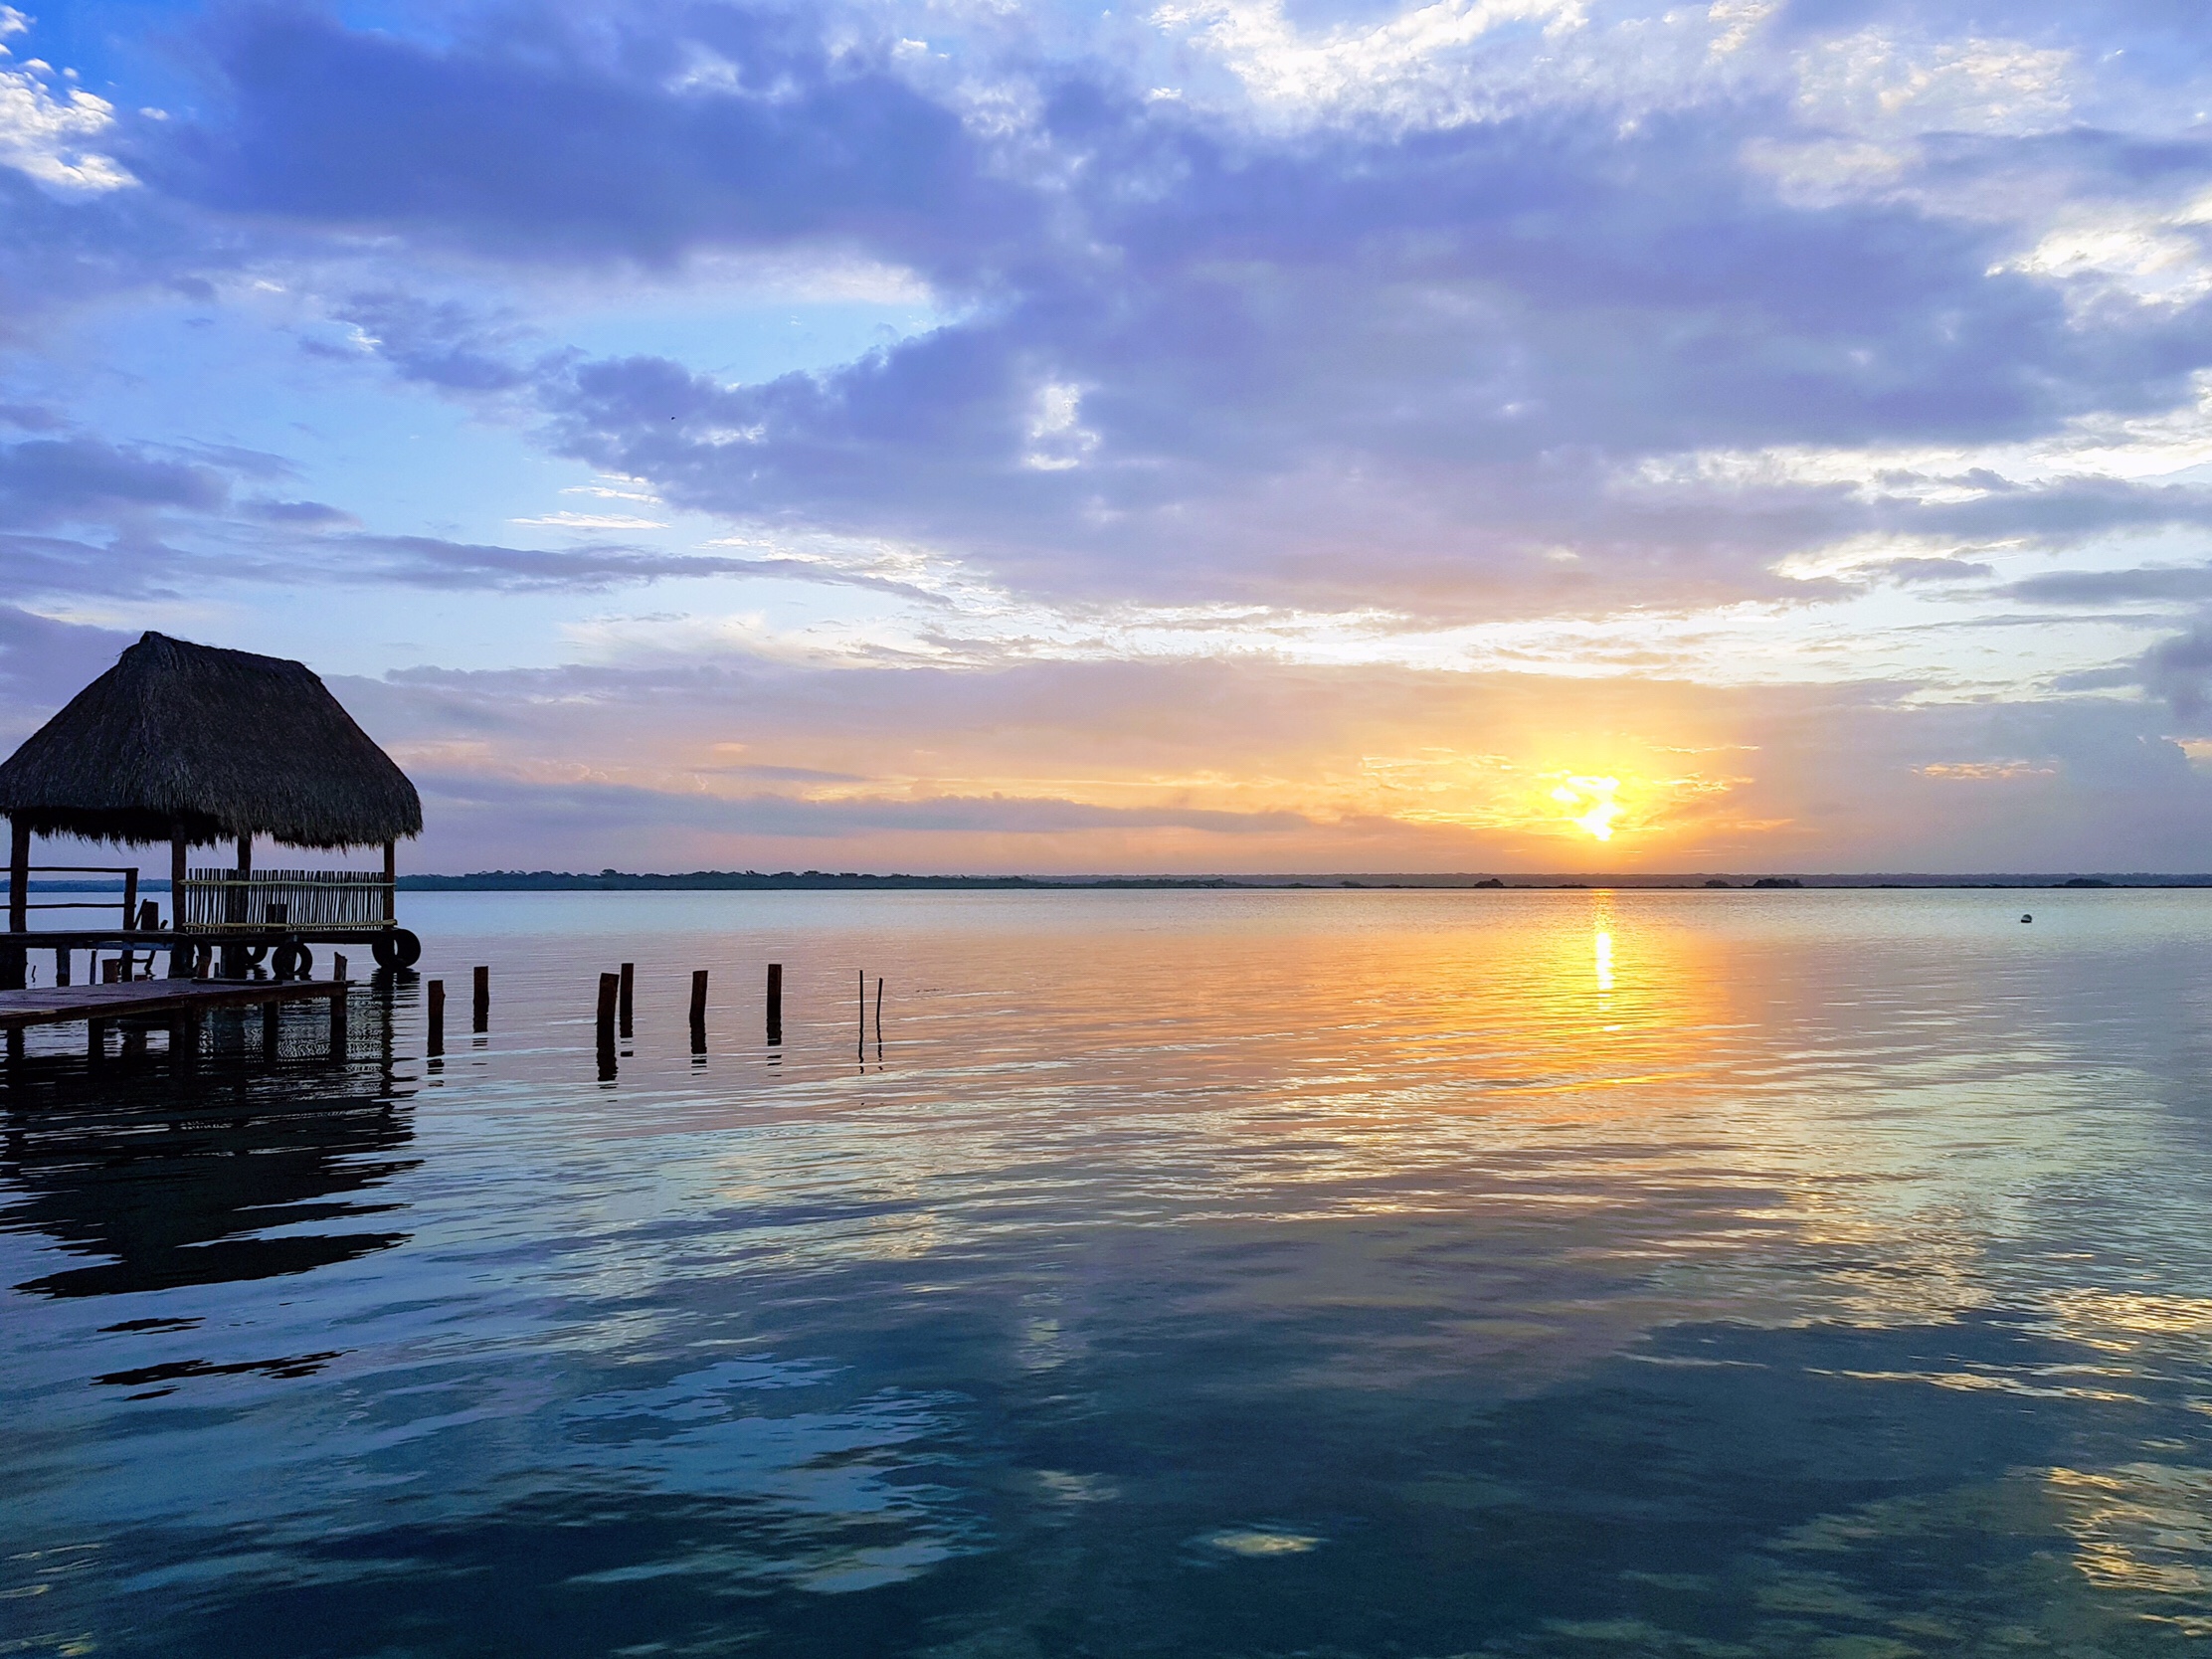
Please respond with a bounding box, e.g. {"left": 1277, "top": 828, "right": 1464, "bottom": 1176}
{"left": 0, "top": 633, "right": 422, "bottom": 848}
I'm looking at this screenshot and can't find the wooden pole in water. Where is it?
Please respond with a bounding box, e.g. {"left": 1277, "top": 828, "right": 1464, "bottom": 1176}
{"left": 766, "top": 963, "right": 783, "bottom": 1044}
{"left": 875, "top": 977, "right": 883, "bottom": 1045}
{"left": 329, "top": 983, "right": 348, "bottom": 1056}
{"left": 472, "top": 965, "right": 489, "bottom": 1031}
{"left": 382, "top": 839, "right": 397, "bottom": 924}
{"left": 333, "top": 953, "right": 348, "bottom": 983}
{"left": 597, "top": 971, "right": 620, "bottom": 1079}
{"left": 428, "top": 978, "right": 446, "bottom": 1056}
{"left": 619, "top": 962, "right": 635, "bottom": 1038}
{"left": 689, "top": 969, "right": 708, "bottom": 1054}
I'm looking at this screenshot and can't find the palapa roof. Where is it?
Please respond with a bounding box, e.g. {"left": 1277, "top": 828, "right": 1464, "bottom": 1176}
{"left": 0, "top": 632, "right": 422, "bottom": 848}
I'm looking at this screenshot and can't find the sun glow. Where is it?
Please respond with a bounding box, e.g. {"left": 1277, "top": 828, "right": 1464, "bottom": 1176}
{"left": 1549, "top": 775, "right": 1623, "bottom": 841}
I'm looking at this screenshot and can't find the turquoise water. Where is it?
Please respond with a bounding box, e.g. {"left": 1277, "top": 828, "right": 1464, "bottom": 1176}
{"left": 7, "top": 888, "right": 2212, "bottom": 1656}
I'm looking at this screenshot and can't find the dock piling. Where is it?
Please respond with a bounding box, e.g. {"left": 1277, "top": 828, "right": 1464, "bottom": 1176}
{"left": 428, "top": 978, "right": 446, "bottom": 1056}
{"left": 596, "top": 971, "right": 620, "bottom": 1079}
{"left": 767, "top": 963, "right": 783, "bottom": 1045}
{"left": 472, "top": 965, "right": 488, "bottom": 1031}
{"left": 333, "top": 953, "right": 349, "bottom": 984}
{"left": 618, "top": 962, "right": 635, "bottom": 1037}
{"left": 328, "top": 988, "right": 347, "bottom": 1058}
{"left": 690, "top": 969, "right": 708, "bottom": 1054}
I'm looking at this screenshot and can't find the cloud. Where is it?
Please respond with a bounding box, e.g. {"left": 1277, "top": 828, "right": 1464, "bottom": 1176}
{"left": 0, "top": 602, "right": 136, "bottom": 741}
{"left": 5, "top": 0, "right": 2212, "bottom": 872}
{"left": 0, "top": 437, "right": 226, "bottom": 528}
{"left": 340, "top": 534, "right": 948, "bottom": 598}
{"left": 327, "top": 650, "right": 2210, "bottom": 874}
{"left": 0, "top": 16, "right": 134, "bottom": 194}
{"left": 2006, "top": 564, "right": 2212, "bottom": 606}
{"left": 2140, "top": 620, "right": 2212, "bottom": 719}
{"left": 162, "top": 4, "right": 1033, "bottom": 276}
{"left": 242, "top": 497, "right": 358, "bottom": 527}
{"left": 311, "top": 290, "right": 536, "bottom": 393}
{"left": 414, "top": 770, "right": 1313, "bottom": 838}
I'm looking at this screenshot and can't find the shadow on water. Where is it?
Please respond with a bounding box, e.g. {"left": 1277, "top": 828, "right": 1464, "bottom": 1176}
{"left": 0, "top": 979, "right": 418, "bottom": 1299}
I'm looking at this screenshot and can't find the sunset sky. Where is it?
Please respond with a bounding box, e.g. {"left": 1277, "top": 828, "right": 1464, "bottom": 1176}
{"left": 4, "top": 0, "right": 2212, "bottom": 873}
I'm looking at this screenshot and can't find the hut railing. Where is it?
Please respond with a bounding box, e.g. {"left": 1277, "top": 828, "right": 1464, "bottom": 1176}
{"left": 180, "top": 868, "right": 394, "bottom": 933}
{"left": 1, "top": 865, "right": 140, "bottom": 930}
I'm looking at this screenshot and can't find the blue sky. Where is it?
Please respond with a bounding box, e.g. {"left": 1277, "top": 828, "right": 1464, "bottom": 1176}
{"left": 5, "top": 0, "right": 2212, "bottom": 872}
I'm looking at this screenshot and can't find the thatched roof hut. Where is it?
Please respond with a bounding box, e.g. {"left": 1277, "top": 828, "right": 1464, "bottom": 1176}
{"left": 0, "top": 632, "right": 421, "bottom": 849}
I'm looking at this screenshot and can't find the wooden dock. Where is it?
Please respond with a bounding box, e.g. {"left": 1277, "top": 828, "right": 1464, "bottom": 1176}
{"left": 0, "top": 977, "right": 347, "bottom": 1027}
{"left": 0, "top": 976, "right": 353, "bottom": 1064}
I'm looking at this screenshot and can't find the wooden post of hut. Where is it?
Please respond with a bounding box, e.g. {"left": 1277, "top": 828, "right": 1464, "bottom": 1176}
{"left": 222, "top": 831, "right": 253, "bottom": 977}
{"left": 0, "top": 633, "right": 427, "bottom": 984}
{"left": 3, "top": 814, "right": 26, "bottom": 990}
{"left": 169, "top": 832, "right": 191, "bottom": 978}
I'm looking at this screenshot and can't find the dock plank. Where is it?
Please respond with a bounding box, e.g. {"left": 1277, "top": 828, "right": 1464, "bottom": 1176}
{"left": 0, "top": 979, "right": 347, "bottom": 1029}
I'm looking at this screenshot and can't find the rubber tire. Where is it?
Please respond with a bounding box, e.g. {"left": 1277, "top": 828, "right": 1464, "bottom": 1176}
{"left": 371, "top": 929, "right": 423, "bottom": 971}
{"left": 274, "top": 942, "right": 312, "bottom": 981}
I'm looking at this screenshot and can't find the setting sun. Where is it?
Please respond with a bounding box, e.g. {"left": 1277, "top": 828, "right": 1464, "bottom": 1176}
{"left": 1549, "top": 776, "right": 1624, "bottom": 841}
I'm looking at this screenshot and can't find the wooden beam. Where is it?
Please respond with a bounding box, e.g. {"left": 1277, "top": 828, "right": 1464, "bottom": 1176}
{"left": 169, "top": 833, "right": 191, "bottom": 979}
{"left": 2, "top": 817, "right": 25, "bottom": 991}
{"left": 7, "top": 817, "right": 27, "bottom": 934}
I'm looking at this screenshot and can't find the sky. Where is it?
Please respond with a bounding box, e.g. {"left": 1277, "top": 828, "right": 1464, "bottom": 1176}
{"left": 3, "top": 0, "right": 2212, "bottom": 874}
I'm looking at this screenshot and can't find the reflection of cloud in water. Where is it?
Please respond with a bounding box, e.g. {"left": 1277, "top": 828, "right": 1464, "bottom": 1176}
{"left": 1195, "top": 1526, "right": 1325, "bottom": 1558}
{"left": 559, "top": 1358, "right": 977, "bottom": 1593}
{"left": 2055, "top": 1463, "right": 2212, "bottom": 1627}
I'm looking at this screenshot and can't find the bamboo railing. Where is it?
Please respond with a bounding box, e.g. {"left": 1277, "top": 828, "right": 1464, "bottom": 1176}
{"left": 180, "top": 868, "right": 394, "bottom": 933}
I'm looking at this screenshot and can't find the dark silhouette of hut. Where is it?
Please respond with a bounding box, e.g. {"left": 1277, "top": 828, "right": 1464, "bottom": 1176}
{"left": 1, "top": 633, "right": 422, "bottom": 981}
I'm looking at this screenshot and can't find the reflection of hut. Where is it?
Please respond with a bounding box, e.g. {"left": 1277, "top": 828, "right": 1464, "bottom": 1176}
{"left": 5, "top": 1014, "right": 417, "bottom": 1298}
{"left": 0, "top": 633, "right": 423, "bottom": 979}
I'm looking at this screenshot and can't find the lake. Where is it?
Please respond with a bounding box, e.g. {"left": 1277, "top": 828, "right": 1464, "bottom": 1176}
{"left": 6, "top": 887, "right": 2212, "bottom": 1656}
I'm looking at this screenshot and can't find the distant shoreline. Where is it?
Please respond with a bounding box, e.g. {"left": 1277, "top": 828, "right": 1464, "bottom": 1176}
{"left": 20, "top": 871, "right": 2212, "bottom": 894}
{"left": 393, "top": 870, "right": 2211, "bottom": 891}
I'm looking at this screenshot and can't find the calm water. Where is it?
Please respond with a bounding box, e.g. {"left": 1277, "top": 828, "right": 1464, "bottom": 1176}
{"left": 7, "top": 888, "right": 2212, "bottom": 1657}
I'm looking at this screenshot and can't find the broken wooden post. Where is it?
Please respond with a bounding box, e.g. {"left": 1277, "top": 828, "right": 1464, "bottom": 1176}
{"left": 767, "top": 962, "right": 783, "bottom": 1044}
{"left": 597, "top": 971, "right": 620, "bottom": 1079}
{"left": 472, "top": 965, "right": 488, "bottom": 1031}
{"left": 428, "top": 978, "right": 446, "bottom": 1056}
{"left": 619, "top": 962, "right": 635, "bottom": 1038}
